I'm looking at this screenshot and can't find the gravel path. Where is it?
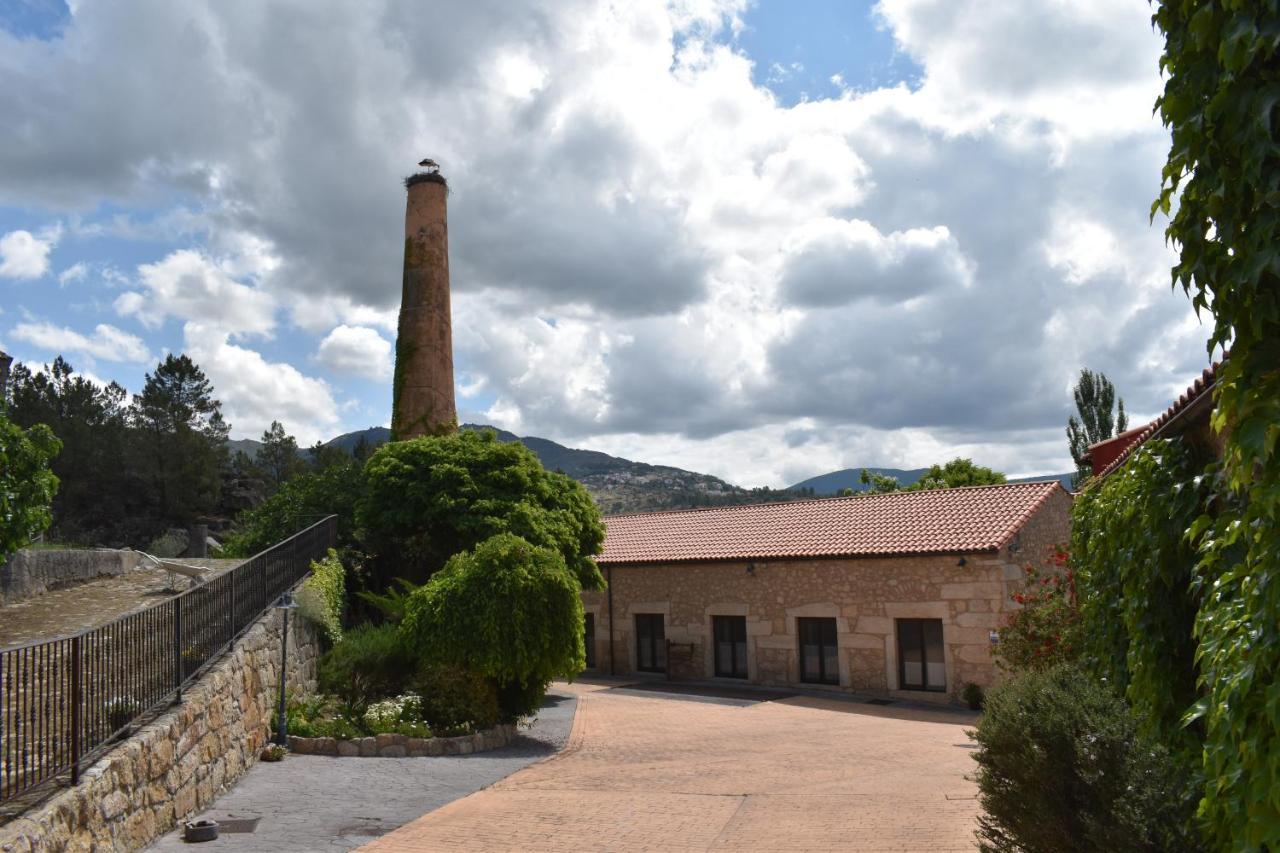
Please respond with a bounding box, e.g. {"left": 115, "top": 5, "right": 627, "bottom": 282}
{"left": 149, "top": 688, "right": 577, "bottom": 852}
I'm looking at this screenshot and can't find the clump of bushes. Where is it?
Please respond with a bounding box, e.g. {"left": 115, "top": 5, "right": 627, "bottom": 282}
{"left": 297, "top": 549, "right": 346, "bottom": 644}
{"left": 318, "top": 622, "right": 415, "bottom": 715}
{"left": 402, "top": 532, "right": 585, "bottom": 720}
{"left": 971, "top": 665, "right": 1201, "bottom": 852}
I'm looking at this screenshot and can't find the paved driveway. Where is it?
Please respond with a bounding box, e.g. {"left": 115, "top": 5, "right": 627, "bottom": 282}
{"left": 362, "top": 680, "right": 981, "bottom": 852}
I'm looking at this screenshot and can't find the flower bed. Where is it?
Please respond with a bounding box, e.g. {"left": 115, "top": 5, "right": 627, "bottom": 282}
{"left": 288, "top": 723, "right": 517, "bottom": 757}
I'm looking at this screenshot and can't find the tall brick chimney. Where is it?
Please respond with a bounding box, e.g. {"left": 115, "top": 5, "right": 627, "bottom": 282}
{"left": 392, "top": 162, "right": 457, "bottom": 440}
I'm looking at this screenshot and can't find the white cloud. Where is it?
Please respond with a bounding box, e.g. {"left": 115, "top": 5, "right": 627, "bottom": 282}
{"left": 11, "top": 321, "right": 151, "bottom": 363}
{"left": 0, "top": 227, "right": 59, "bottom": 279}
{"left": 117, "top": 248, "right": 276, "bottom": 337}
{"left": 0, "top": 0, "right": 1210, "bottom": 482}
{"left": 57, "top": 262, "right": 88, "bottom": 285}
{"left": 315, "top": 324, "right": 392, "bottom": 380}
{"left": 182, "top": 322, "right": 339, "bottom": 445}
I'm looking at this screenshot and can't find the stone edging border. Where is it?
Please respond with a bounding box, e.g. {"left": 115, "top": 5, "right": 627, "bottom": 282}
{"left": 288, "top": 723, "right": 517, "bottom": 757}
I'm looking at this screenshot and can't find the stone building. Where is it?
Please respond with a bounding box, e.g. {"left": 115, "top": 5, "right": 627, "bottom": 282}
{"left": 581, "top": 480, "right": 1071, "bottom": 702}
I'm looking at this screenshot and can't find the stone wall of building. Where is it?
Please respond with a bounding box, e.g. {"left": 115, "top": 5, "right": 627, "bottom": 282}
{"left": 0, "top": 610, "right": 319, "bottom": 852}
{"left": 1, "top": 550, "right": 143, "bottom": 606}
{"left": 583, "top": 494, "right": 1071, "bottom": 703}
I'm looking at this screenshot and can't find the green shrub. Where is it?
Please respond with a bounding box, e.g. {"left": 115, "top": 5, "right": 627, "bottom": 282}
{"left": 993, "top": 547, "right": 1082, "bottom": 673}
{"left": 355, "top": 577, "right": 421, "bottom": 625}
{"left": 971, "top": 665, "right": 1202, "bottom": 853}
{"left": 961, "top": 682, "right": 984, "bottom": 711}
{"left": 410, "top": 663, "right": 501, "bottom": 731}
{"left": 402, "top": 533, "right": 584, "bottom": 720}
{"left": 358, "top": 430, "right": 605, "bottom": 590}
{"left": 318, "top": 623, "right": 415, "bottom": 714}
{"left": 297, "top": 549, "right": 346, "bottom": 643}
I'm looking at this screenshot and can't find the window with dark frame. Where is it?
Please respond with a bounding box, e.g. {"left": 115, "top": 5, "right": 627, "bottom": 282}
{"left": 635, "top": 613, "right": 666, "bottom": 673}
{"left": 896, "top": 618, "right": 946, "bottom": 692}
{"left": 584, "top": 613, "right": 596, "bottom": 669}
{"left": 797, "top": 617, "right": 839, "bottom": 685}
{"left": 712, "top": 615, "right": 748, "bottom": 679}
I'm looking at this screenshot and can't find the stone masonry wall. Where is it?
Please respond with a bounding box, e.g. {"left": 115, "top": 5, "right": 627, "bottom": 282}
{"left": 1, "top": 550, "right": 143, "bottom": 606}
{"left": 583, "top": 492, "right": 1072, "bottom": 703}
{"left": 0, "top": 610, "right": 319, "bottom": 852}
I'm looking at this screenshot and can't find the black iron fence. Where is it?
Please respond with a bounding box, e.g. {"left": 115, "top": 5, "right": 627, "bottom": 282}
{"left": 0, "top": 516, "right": 336, "bottom": 811}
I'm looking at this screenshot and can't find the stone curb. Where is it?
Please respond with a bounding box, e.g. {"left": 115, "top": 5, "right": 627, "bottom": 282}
{"left": 287, "top": 723, "right": 518, "bottom": 758}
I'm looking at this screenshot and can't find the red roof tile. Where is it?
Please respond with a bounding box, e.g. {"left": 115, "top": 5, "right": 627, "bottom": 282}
{"left": 599, "top": 480, "right": 1066, "bottom": 565}
{"left": 1094, "top": 359, "right": 1221, "bottom": 480}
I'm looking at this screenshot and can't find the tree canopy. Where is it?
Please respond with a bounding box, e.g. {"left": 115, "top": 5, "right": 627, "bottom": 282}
{"left": 0, "top": 414, "right": 61, "bottom": 560}
{"left": 358, "top": 429, "right": 605, "bottom": 590}
{"left": 1066, "top": 369, "right": 1128, "bottom": 486}
{"left": 401, "top": 532, "right": 586, "bottom": 690}
{"left": 859, "top": 458, "right": 1005, "bottom": 494}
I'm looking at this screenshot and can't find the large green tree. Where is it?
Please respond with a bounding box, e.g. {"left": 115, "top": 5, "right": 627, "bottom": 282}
{"left": 0, "top": 414, "right": 61, "bottom": 560}
{"left": 7, "top": 358, "right": 140, "bottom": 543}
{"left": 257, "top": 420, "right": 306, "bottom": 493}
{"left": 1152, "top": 1, "right": 1280, "bottom": 845}
{"left": 358, "top": 429, "right": 605, "bottom": 590}
{"left": 131, "top": 355, "right": 229, "bottom": 529}
{"left": 1066, "top": 369, "right": 1128, "bottom": 486}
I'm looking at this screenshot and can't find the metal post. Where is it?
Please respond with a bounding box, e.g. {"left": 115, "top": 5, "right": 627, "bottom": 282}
{"left": 276, "top": 606, "right": 289, "bottom": 746}
{"left": 173, "top": 596, "right": 183, "bottom": 704}
{"left": 70, "top": 635, "right": 82, "bottom": 784}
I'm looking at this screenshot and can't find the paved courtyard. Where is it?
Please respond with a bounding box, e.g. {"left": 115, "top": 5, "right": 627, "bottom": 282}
{"left": 149, "top": 689, "right": 577, "bottom": 852}
{"left": 363, "top": 680, "right": 982, "bottom": 852}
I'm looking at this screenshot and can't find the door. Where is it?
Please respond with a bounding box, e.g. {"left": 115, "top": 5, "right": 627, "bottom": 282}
{"left": 635, "top": 613, "right": 666, "bottom": 673}
{"left": 797, "top": 617, "right": 839, "bottom": 685}
{"left": 897, "top": 618, "right": 946, "bottom": 691}
{"left": 713, "top": 615, "right": 748, "bottom": 678}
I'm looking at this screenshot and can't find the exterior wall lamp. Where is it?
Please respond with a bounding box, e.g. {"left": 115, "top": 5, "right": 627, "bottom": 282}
{"left": 274, "top": 591, "right": 300, "bottom": 746}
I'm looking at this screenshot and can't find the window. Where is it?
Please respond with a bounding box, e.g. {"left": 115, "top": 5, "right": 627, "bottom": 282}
{"left": 713, "top": 615, "right": 748, "bottom": 678}
{"left": 797, "top": 617, "right": 839, "bottom": 685}
{"left": 584, "top": 613, "right": 596, "bottom": 669}
{"left": 897, "top": 618, "right": 946, "bottom": 692}
{"left": 635, "top": 613, "right": 666, "bottom": 673}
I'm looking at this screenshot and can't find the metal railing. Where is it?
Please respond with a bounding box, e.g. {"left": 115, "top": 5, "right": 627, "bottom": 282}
{"left": 0, "top": 516, "right": 336, "bottom": 811}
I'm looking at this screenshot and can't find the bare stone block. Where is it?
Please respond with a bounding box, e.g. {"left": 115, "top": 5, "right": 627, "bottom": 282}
{"left": 315, "top": 737, "right": 338, "bottom": 756}
{"left": 359, "top": 737, "right": 377, "bottom": 757}
{"left": 337, "top": 739, "right": 360, "bottom": 757}
{"left": 99, "top": 791, "right": 129, "bottom": 821}
{"left": 378, "top": 744, "right": 407, "bottom": 757}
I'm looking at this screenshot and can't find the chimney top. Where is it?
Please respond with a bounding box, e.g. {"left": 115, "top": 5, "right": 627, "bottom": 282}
{"left": 405, "top": 156, "right": 446, "bottom": 189}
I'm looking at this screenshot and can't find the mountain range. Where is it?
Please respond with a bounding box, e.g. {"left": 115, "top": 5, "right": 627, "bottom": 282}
{"left": 228, "top": 426, "right": 1071, "bottom": 513}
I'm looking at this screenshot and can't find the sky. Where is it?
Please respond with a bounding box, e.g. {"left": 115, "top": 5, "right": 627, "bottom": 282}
{"left": 0, "top": 0, "right": 1212, "bottom": 487}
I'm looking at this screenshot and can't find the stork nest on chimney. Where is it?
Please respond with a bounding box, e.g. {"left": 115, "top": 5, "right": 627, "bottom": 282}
{"left": 404, "top": 171, "right": 448, "bottom": 188}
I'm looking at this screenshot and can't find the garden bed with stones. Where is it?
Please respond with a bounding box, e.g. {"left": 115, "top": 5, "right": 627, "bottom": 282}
{"left": 288, "top": 723, "right": 517, "bottom": 757}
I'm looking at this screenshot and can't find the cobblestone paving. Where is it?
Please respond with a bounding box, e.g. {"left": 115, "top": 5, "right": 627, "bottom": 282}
{"left": 362, "top": 680, "right": 982, "bottom": 852}
{"left": 0, "top": 560, "right": 242, "bottom": 649}
{"left": 148, "top": 688, "right": 577, "bottom": 852}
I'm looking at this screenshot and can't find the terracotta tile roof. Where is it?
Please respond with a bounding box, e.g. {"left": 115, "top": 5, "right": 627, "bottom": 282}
{"left": 1094, "top": 359, "right": 1222, "bottom": 480}
{"left": 599, "top": 480, "right": 1067, "bottom": 565}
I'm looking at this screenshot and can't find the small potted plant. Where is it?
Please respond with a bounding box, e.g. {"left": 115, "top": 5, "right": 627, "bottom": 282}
{"left": 961, "top": 682, "right": 985, "bottom": 711}
{"left": 260, "top": 743, "right": 287, "bottom": 762}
